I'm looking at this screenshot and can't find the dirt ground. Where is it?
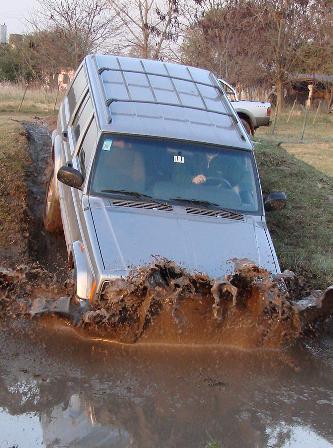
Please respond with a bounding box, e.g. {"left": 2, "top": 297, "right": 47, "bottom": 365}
{"left": 0, "top": 118, "right": 332, "bottom": 447}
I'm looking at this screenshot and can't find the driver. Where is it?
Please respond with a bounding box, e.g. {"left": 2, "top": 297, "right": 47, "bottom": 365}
{"left": 191, "top": 152, "right": 224, "bottom": 184}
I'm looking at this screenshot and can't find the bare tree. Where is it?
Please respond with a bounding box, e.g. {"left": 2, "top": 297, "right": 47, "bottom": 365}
{"left": 108, "top": 0, "right": 181, "bottom": 59}
{"left": 29, "top": 0, "right": 119, "bottom": 68}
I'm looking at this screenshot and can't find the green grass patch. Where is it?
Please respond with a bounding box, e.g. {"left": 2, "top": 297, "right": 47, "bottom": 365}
{"left": 205, "top": 442, "right": 221, "bottom": 448}
{"left": 255, "top": 139, "right": 333, "bottom": 289}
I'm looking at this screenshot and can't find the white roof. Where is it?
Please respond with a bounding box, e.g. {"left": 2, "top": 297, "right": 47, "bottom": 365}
{"left": 85, "top": 54, "right": 251, "bottom": 150}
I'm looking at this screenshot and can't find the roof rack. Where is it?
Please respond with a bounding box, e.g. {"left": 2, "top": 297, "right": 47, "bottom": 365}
{"left": 98, "top": 66, "right": 224, "bottom": 91}
{"left": 105, "top": 97, "right": 235, "bottom": 120}
{"left": 97, "top": 58, "right": 238, "bottom": 128}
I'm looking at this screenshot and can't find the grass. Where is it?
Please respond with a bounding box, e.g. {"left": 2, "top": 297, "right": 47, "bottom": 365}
{"left": 257, "top": 108, "right": 333, "bottom": 177}
{"left": 0, "top": 82, "right": 62, "bottom": 114}
{"left": 255, "top": 107, "right": 333, "bottom": 288}
{"left": 255, "top": 139, "right": 333, "bottom": 289}
{"left": 205, "top": 442, "right": 221, "bottom": 448}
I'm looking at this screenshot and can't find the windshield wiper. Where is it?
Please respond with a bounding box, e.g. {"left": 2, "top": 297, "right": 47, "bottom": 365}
{"left": 100, "top": 189, "right": 165, "bottom": 203}
{"left": 168, "top": 197, "right": 220, "bottom": 209}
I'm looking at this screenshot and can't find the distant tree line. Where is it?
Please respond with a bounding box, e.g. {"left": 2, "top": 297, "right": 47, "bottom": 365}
{"left": 0, "top": 0, "right": 332, "bottom": 108}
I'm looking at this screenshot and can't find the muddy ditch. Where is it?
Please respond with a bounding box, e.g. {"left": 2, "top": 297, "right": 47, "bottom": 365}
{"left": 23, "top": 120, "right": 67, "bottom": 276}
{"left": 0, "top": 119, "right": 332, "bottom": 349}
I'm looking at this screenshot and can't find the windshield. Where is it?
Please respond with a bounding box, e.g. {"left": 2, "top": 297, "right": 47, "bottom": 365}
{"left": 90, "top": 135, "right": 260, "bottom": 213}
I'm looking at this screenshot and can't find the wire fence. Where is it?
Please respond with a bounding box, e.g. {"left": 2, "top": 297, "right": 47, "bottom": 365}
{"left": 258, "top": 102, "right": 333, "bottom": 145}
{"left": 0, "top": 82, "right": 64, "bottom": 113}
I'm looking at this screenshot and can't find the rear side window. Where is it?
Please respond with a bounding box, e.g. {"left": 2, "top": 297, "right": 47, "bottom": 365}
{"left": 78, "top": 118, "right": 98, "bottom": 177}
{"left": 67, "top": 66, "right": 87, "bottom": 116}
{"left": 71, "top": 94, "right": 93, "bottom": 145}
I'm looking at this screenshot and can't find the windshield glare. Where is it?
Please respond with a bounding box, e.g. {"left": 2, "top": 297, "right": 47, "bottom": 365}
{"left": 91, "top": 135, "right": 260, "bottom": 213}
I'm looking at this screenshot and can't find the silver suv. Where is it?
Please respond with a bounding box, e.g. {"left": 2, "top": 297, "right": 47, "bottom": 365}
{"left": 44, "top": 54, "right": 286, "bottom": 303}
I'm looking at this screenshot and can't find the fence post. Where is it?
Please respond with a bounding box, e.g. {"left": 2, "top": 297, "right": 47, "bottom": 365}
{"left": 300, "top": 106, "right": 309, "bottom": 142}
{"left": 287, "top": 99, "right": 297, "bottom": 123}
{"left": 18, "top": 84, "right": 28, "bottom": 112}
{"left": 313, "top": 100, "right": 322, "bottom": 125}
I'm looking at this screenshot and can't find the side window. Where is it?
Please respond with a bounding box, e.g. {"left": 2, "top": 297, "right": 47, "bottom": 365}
{"left": 78, "top": 118, "right": 98, "bottom": 178}
{"left": 71, "top": 94, "right": 93, "bottom": 146}
{"left": 67, "top": 66, "right": 88, "bottom": 117}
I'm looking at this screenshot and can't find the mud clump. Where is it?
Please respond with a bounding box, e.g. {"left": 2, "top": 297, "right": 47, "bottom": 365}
{"left": 80, "top": 260, "right": 333, "bottom": 348}
{"left": 0, "top": 264, "right": 69, "bottom": 321}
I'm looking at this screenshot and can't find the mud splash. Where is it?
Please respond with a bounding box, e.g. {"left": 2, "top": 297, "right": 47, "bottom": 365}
{"left": 1, "top": 259, "right": 332, "bottom": 348}
{"left": 80, "top": 259, "right": 333, "bottom": 348}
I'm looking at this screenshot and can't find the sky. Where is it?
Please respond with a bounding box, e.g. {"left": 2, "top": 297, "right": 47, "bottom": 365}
{"left": 1, "top": 0, "right": 39, "bottom": 35}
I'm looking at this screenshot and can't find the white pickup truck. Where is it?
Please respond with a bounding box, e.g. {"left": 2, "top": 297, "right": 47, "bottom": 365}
{"left": 218, "top": 79, "right": 271, "bottom": 135}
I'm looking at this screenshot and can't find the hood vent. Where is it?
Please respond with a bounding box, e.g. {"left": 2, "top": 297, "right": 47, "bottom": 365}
{"left": 111, "top": 199, "right": 173, "bottom": 212}
{"left": 186, "top": 207, "right": 244, "bottom": 221}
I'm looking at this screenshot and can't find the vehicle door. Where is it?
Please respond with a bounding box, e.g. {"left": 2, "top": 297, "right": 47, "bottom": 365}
{"left": 70, "top": 117, "right": 99, "bottom": 252}
{"left": 63, "top": 75, "right": 94, "bottom": 245}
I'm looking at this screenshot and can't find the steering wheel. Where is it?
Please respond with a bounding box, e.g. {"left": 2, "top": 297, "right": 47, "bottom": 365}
{"left": 204, "top": 176, "right": 233, "bottom": 189}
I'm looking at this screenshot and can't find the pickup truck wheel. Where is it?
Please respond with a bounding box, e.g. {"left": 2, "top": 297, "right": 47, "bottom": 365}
{"left": 241, "top": 118, "right": 252, "bottom": 137}
{"left": 43, "top": 170, "right": 62, "bottom": 233}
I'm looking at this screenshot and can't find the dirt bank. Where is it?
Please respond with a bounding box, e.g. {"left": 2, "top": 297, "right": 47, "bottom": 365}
{"left": 23, "top": 120, "right": 67, "bottom": 277}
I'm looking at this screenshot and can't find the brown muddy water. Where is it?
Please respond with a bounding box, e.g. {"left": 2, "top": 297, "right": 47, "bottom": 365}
{"left": 0, "top": 120, "right": 332, "bottom": 447}
{"left": 0, "top": 320, "right": 333, "bottom": 448}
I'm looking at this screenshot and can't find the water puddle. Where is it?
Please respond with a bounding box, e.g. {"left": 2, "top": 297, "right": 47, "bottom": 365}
{"left": 0, "top": 409, "right": 44, "bottom": 448}
{"left": 266, "top": 424, "right": 333, "bottom": 448}
{"left": 0, "top": 323, "right": 332, "bottom": 448}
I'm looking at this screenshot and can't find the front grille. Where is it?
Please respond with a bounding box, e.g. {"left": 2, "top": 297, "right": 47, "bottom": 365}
{"left": 111, "top": 199, "right": 173, "bottom": 212}
{"left": 186, "top": 207, "right": 244, "bottom": 221}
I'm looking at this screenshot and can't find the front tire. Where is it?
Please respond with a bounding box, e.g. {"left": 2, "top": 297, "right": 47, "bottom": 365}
{"left": 43, "top": 169, "right": 62, "bottom": 233}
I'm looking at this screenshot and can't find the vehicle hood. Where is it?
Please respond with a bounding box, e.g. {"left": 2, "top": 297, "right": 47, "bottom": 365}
{"left": 89, "top": 197, "right": 278, "bottom": 279}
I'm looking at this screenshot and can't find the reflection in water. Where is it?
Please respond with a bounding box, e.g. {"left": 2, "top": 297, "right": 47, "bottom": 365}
{"left": 267, "top": 424, "right": 333, "bottom": 448}
{"left": 0, "top": 409, "right": 43, "bottom": 448}
{"left": 42, "top": 395, "right": 131, "bottom": 447}
{"left": 0, "top": 323, "right": 332, "bottom": 448}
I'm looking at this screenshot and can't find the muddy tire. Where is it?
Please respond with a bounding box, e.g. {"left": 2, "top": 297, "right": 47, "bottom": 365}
{"left": 43, "top": 170, "right": 62, "bottom": 233}
{"left": 241, "top": 118, "right": 252, "bottom": 137}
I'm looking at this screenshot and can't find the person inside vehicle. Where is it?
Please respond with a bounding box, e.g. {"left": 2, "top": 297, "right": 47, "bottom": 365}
{"left": 191, "top": 152, "right": 223, "bottom": 185}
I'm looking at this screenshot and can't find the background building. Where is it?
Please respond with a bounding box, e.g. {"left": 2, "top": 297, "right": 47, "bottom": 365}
{"left": 0, "top": 23, "right": 7, "bottom": 44}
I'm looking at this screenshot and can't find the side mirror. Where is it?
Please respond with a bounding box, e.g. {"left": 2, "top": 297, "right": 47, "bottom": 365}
{"left": 57, "top": 165, "right": 84, "bottom": 189}
{"left": 264, "top": 191, "right": 287, "bottom": 212}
